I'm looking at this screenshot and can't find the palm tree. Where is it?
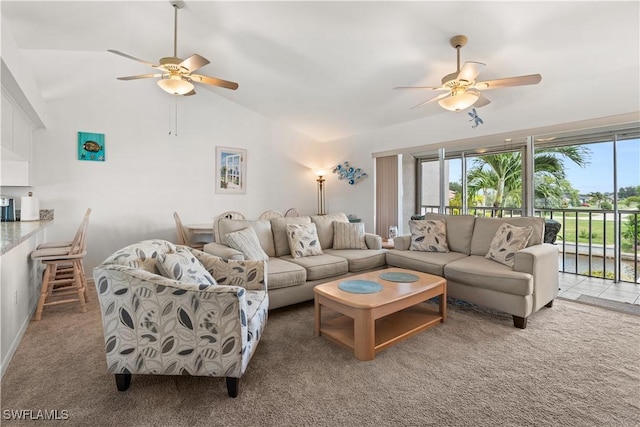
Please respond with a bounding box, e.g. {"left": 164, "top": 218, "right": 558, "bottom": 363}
{"left": 467, "top": 145, "right": 590, "bottom": 213}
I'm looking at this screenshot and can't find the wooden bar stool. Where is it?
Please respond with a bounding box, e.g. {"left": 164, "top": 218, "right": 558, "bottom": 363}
{"left": 36, "top": 209, "right": 91, "bottom": 301}
{"left": 31, "top": 251, "right": 87, "bottom": 320}
{"left": 31, "top": 209, "right": 91, "bottom": 320}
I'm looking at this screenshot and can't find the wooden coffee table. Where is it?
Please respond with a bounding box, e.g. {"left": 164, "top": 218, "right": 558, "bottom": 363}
{"left": 314, "top": 268, "right": 446, "bottom": 361}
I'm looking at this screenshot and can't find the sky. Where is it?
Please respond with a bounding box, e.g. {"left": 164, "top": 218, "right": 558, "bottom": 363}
{"left": 563, "top": 139, "right": 640, "bottom": 195}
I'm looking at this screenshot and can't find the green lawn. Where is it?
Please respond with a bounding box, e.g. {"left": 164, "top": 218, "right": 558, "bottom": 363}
{"left": 551, "top": 216, "right": 636, "bottom": 251}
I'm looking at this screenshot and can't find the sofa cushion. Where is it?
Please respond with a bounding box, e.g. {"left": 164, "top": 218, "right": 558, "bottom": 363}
{"left": 485, "top": 223, "right": 534, "bottom": 267}
{"left": 386, "top": 249, "right": 468, "bottom": 277}
{"left": 286, "top": 223, "right": 323, "bottom": 258}
{"left": 265, "top": 258, "right": 307, "bottom": 290}
{"left": 310, "top": 212, "right": 349, "bottom": 249}
{"left": 324, "top": 249, "right": 387, "bottom": 272}
{"left": 218, "top": 218, "right": 276, "bottom": 257}
{"left": 156, "top": 247, "right": 217, "bottom": 285}
{"left": 444, "top": 255, "right": 533, "bottom": 296}
{"left": 225, "top": 227, "right": 269, "bottom": 262}
{"left": 281, "top": 253, "right": 349, "bottom": 281}
{"left": 333, "top": 221, "right": 367, "bottom": 249}
{"left": 270, "top": 216, "right": 312, "bottom": 257}
{"left": 409, "top": 219, "right": 450, "bottom": 252}
{"left": 424, "top": 214, "right": 475, "bottom": 254}
{"left": 470, "top": 217, "right": 544, "bottom": 256}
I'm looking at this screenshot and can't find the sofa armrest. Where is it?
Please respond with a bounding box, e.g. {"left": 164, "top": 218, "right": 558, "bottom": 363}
{"left": 203, "top": 242, "right": 245, "bottom": 261}
{"left": 393, "top": 235, "right": 412, "bottom": 251}
{"left": 365, "top": 233, "right": 382, "bottom": 250}
{"left": 514, "top": 243, "right": 559, "bottom": 310}
{"left": 191, "top": 248, "right": 267, "bottom": 291}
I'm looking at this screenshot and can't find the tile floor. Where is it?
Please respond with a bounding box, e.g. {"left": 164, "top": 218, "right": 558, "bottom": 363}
{"left": 558, "top": 272, "right": 640, "bottom": 305}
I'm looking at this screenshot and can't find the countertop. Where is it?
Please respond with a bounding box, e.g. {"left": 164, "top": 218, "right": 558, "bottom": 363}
{"left": 1, "top": 220, "right": 52, "bottom": 255}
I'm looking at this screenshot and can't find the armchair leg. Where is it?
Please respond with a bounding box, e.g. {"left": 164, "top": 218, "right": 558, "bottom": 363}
{"left": 545, "top": 300, "right": 554, "bottom": 308}
{"left": 115, "top": 373, "right": 131, "bottom": 391}
{"left": 226, "top": 377, "right": 240, "bottom": 398}
{"left": 513, "top": 316, "right": 527, "bottom": 329}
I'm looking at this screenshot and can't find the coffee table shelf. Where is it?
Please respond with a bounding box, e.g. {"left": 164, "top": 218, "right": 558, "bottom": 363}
{"left": 314, "top": 268, "right": 446, "bottom": 361}
{"left": 319, "top": 304, "right": 443, "bottom": 353}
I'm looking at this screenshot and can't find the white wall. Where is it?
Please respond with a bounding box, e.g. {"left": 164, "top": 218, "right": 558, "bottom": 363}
{"left": 29, "top": 80, "right": 321, "bottom": 273}
{"left": 313, "top": 143, "right": 377, "bottom": 233}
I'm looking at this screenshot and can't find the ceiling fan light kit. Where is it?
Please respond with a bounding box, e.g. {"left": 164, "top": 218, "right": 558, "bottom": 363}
{"left": 395, "top": 34, "right": 541, "bottom": 113}
{"left": 109, "top": 0, "right": 238, "bottom": 97}
{"left": 438, "top": 89, "right": 479, "bottom": 112}
{"left": 157, "top": 77, "right": 194, "bottom": 95}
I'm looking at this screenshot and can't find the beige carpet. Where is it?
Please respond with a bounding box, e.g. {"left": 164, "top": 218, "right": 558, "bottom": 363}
{"left": 2, "top": 287, "right": 639, "bottom": 427}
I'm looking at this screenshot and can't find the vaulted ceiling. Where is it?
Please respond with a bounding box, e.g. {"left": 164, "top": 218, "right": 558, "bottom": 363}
{"left": 2, "top": 1, "right": 639, "bottom": 143}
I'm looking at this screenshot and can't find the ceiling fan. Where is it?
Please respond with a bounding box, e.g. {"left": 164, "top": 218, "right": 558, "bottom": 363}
{"left": 108, "top": 0, "right": 238, "bottom": 96}
{"left": 395, "top": 35, "right": 541, "bottom": 112}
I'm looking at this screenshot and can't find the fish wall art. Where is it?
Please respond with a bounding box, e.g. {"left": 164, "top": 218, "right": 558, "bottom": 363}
{"left": 78, "top": 131, "right": 105, "bottom": 162}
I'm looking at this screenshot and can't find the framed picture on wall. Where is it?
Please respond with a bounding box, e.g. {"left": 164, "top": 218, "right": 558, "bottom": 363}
{"left": 215, "top": 146, "right": 247, "bottom": 194}
{"left": 77, "top": 131, "right": 105, "bottom": 161}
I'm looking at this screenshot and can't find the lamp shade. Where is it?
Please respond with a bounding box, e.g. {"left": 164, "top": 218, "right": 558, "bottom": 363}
{"left": 438, "top": 91, "right": 479, "bottom": 112}
{"left": 157, "top": 77, "right": 194, "bottom": 95}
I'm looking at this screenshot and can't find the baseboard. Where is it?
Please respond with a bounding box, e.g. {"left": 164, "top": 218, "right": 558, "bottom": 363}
{"left": 0, "top": 296, "right": 39, "bottom": 380}
{"left": 1, "top": 275, "right": 95, "bottom": 380}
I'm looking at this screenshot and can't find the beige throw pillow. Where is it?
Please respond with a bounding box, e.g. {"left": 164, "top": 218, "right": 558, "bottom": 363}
{"left": 156, "top": 247, "right": 217, "bottom": 285}
{"left": 286, "top": 223, "right": 323, "bottom": 258}
{"left": 485, "top": 223, "right": 534, "bottom": 267}
{"left": 333, "top": 221, "right": 367, "bottom": 249}
{"left": 409, "top": 219, "right": 450, "bottom": 252}
{"left": 225, "top": 227, "right": 269, "bottom": 261}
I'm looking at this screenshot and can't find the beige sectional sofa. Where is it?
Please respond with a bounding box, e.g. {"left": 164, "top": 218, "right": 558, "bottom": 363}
{"left": 203, "top": 212, "right": 387, "bottom": 309}
{"left": 386, "top": 213, "right": 559, "bottom": 329}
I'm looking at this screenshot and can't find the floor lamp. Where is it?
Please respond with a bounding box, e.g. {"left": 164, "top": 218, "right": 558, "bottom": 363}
{"left": 315, "top": 171, "right": 326, "bottom": 215}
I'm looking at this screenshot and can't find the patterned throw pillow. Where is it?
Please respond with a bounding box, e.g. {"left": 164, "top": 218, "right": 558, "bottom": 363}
{"left": 286, "top": 223, "right": 323, "bottom": 259}
{"left": 156, "top": 247, "right": 217, "bottom": 285}
{"left": 485, "top": 223, "right": 534, "bottom": 267}
{"left": 333, "top": 221, "right": 367, "bottom": 250}
{"left": 225, "top": 227, "right": 269, "bottom": 261}
{"left": 409, "top": 219, "right": 450, "bottom": 252}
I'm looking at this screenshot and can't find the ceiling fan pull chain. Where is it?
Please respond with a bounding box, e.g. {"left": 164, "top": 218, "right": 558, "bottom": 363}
{"left": 175, "top": 95, "right": 179, "bottom": 136}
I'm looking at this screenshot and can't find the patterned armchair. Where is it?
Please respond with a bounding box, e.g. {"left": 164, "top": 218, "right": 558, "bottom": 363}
{"left": 93, "top": 240, "right": 268, "bottom": 397}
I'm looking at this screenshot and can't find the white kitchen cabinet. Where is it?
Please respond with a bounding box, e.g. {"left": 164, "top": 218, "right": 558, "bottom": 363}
{"left": 1, "top": 92, "right": 13, "bottom": 152}
{"left": 1, "top": 159, "right": 30, "bottom": 186}
{"left": 1, "top": 89, "right": 34, "bottom": 186}
{"left": 12, "top": 106, "right": 32, "bottom": 161}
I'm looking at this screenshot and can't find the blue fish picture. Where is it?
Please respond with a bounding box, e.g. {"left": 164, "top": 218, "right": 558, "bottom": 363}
{"left": 78, "top": 131, "right": 105, "bottom": 161}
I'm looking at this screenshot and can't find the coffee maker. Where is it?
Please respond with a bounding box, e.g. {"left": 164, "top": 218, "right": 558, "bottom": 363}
{"left": 1, "top": 196, "right": 16, "bottom": 222}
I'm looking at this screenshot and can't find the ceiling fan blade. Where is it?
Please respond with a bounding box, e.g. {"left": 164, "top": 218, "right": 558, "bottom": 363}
{"left": 108, "top": 49, "right": 158, "bottom": 68}
{"left": 183, "top": 89, "right": 196, "bottom": 96}
{"left": 473, "top": 93, "right": 491, "bottom": 108}
{"left": 473, "top": 74, "right": 542, "bottom": 90}
{"left": 410, "top": 92, "right": 450, "bottom": 110}
{"left": 394, "top": 86, "right": 447, "bottom": 91}
{"left": 456, "top": 61, "right": 486, "bottom": 82}
{"left": 116, "top": 74, "right": 162, "bottom": 81}
{"left": 180, "top": 54, "right": 210, "bottom": 72}
{"left": 190, "top": 74, "right": 239, "bottom": 90}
